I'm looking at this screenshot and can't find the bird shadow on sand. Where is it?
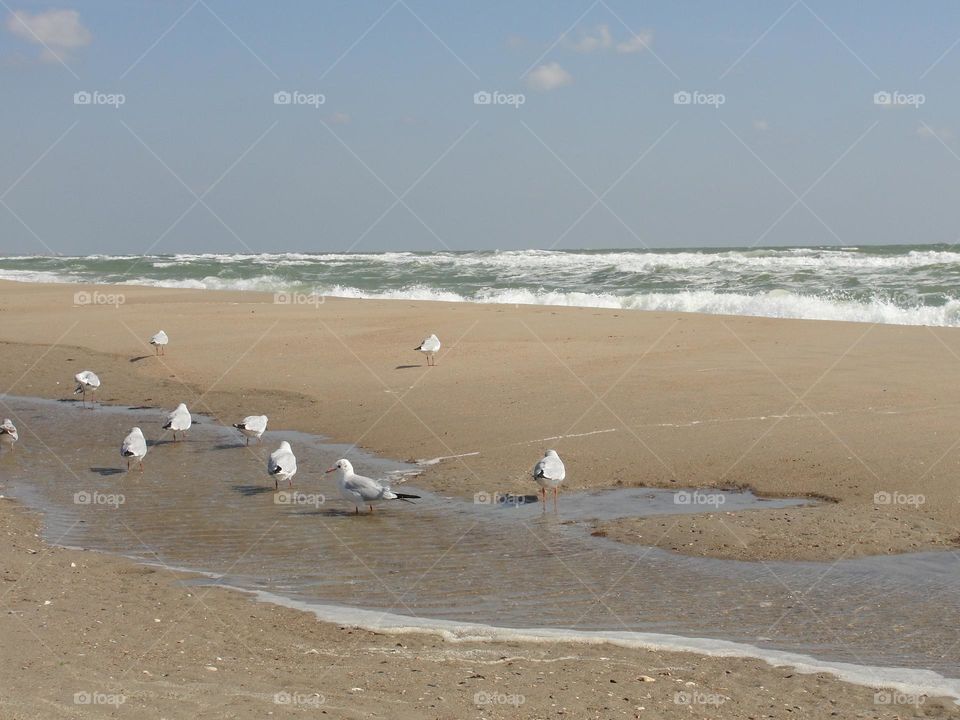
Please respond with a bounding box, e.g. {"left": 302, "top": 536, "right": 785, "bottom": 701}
{"left": 211, "top": 442, "right": 250, "bottom": 451}
{"left": 129, "top": 355, "right": 152, "bottom": 363}
{"left": 90, "top": 467, "right": 124, "bottom": 476}
{"left": 297, "top": 508, "right": 372, "bottom": 517}
{"left": 394, "top": 364, "right": 422, "bottom": 370}
{"left": 149, "top": 439, "right": 189, "bottom": 448}
{"left": 232, "top": 484, "right": 275, "bottom": 497}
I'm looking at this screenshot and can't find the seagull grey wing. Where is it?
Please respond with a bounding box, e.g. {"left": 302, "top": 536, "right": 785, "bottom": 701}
{"left": 344, "top": 475, "right": 386, "bottom": 501}
{"left": 536, "top": 456, "right": 565, "bottom": 481}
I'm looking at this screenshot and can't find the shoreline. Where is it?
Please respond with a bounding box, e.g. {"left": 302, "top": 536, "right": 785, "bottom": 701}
{"left": 4, "top": 499, "right": 960, "bottom": 719}
{"left": 4, "top": 279, "right": 960, "bottom": 717}
{"left": 2, "top": 279, "right": 960, "bottom": 563}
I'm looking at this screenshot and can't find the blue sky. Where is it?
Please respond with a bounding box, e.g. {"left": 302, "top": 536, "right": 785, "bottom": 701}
{"left": 3, "top": 0, "right": 960, "bottom": 254}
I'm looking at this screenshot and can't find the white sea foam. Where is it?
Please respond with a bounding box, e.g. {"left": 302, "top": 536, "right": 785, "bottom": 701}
{"left": 2, "top": 247, "right": 959, "bottom": 327}
{"left": 243, "top": 589, "right": 960, "bottom": 703}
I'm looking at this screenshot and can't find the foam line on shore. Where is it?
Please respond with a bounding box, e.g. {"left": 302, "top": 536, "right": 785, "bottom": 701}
{"left": 243, "top": 589, "right": 960, "bottom": 703}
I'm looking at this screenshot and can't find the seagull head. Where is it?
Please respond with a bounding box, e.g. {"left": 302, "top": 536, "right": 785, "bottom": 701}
{"left": 545, "top": 449, "right": 559, "bottom": 457}
{"left": 175, "top": 403, "right": 188, "bottom": 412}
{"left": 325, "top": 458, "right": 353, "bottom": 475}
{"left": 131, "top": 426, "right": 143, "bottom": 436}
{"left": 278, "top": 441, "right": 292, "bottom": 452}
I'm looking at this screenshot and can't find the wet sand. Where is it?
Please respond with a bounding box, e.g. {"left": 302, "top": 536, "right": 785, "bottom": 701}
{"left": 4, "top": 503, "right": 960, "bottom": 719}
{"left": 3, "top": 279, "right": 960, "bottom": 717}
{"left": 2, "top": 280, "right": 960, "bottom": 562}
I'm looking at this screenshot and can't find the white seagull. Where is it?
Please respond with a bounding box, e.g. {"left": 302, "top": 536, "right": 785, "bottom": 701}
{"left": 267, "top": 441, "right": 297, "bottom": 489}
{"left": 414, "top": 333, "right": 441, "bottom": 367}
{"left": 0, "top": 418, "right": 18, "bottom": 444}
{"left": 162, "top": 403, "right": 192, "bottom": 441}
{"left": 533, "top": 449, "right": 566, "bottom": 509}
{"left": 150, "top": 330, "right": 169, "bottom": 356}
{"left": 74, "top": 370, "right": 101, "bottom": 406}
{"left": 325, "top": 458, "right": 420, "bottom": 514}
{"left": 121, "top": 427, "right": 147, "bottom": 471}
{"left": 232, "top": 415, "right": 268, "bottom": 445}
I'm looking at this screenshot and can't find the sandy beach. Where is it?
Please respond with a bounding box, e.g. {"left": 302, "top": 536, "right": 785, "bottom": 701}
{"left": 2, "top": 280, "right": 960, "bottom": 717}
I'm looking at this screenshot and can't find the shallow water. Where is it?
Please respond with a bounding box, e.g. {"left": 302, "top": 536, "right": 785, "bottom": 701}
{"left": 1, "top": 395, "right": 959, "bottom": 695}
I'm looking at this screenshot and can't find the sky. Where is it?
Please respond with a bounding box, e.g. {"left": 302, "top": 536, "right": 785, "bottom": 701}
{"left": 3, "top": 0, "right": 960, "bottom": 255}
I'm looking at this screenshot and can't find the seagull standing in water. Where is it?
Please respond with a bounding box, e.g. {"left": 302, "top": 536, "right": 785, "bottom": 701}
{"left": 325, "top": 458, "right": 420, "bottom": 514}
{"left": 121, "top": 427, "right": 147, "bottom": 471}
{"left": 74, "top": 370, "right": 101, "bottom": 406}
{"left": 150, "top": 330, "right": 169, "bottom": 356}
{"left": 267, "top": 441, "right": 297, "bottom": 489}
{"left": 0, "top": 418, "right": 18, "bottom": 444}
{"left": 414, "top": 333, "right": 441, "bottom": 366}
{"left": 232, "top": 415, "right": 268, "bottom": 445}
{"left": 162, "top": 403, "right": 192, "bottom": 441}
{"left": 533, "top": 449, "right": 566, "bottom": 510}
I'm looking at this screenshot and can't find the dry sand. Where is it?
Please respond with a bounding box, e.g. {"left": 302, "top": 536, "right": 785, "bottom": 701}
{"left": 2, "top": 279, "right": 960, "bottom": 717}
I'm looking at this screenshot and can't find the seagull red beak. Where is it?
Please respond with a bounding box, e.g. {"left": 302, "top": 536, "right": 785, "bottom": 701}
{"left": 325, "top": 467, "right": 336, "bottom": 473}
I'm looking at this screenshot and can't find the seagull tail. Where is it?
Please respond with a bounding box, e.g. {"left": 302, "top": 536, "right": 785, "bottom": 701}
{"left": 394, "top": 492, "right": 420, "bottom": 503}
{"left": 74, "top": 384, "right": 84, "bottom": 395}
{"left": 232, "top": 423, "right": 245, "bottom": 430}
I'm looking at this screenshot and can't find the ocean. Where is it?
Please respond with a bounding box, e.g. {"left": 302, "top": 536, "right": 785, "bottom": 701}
{"left": 2, "top": 244, "right": 960, "bottom": 326}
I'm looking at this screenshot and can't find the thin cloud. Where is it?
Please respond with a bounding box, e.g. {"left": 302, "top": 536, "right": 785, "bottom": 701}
{"left": 6, "top": 9, "right": 92, "bottom": 63}
{"left": 616, "top": 30, "right": 653, "bottom": 54}
{"left": 572, "top": 24, "right": 612, "bottom": 53}
{"left": 568, "top": 24, "right": 653, "bottom": 54}
{"left": 527, "top": 61, "right": 573, "bottom": 91}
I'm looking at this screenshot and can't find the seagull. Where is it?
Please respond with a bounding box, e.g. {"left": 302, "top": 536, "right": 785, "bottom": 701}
{"left": 150, "top": 330, "right": 169, "bottom": 356}
{"left": 325, "top": 458, "right": 420, "bottom": 514}
{"left": 533, "top": 449, "right": 565, "bottom": 509}
{"left": 267, "top": 441, "right": 297, "bottom": 489}
{"left": 74, "top": 370, "right": 101, "bottom": 406}
{"left": 414, "top": 333, "right": 441, "bottom": 367}
{"left": 121, "top": 427, "right": 147, "bottom": 471}
{"left": 0, "top": 418, "right": 18, "bottom": 444}
{"left": 162, "top": 403, "right": 192, "bottom": 441}
{"left": 232, "top": 415, "right": 268, "bottom": 445}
